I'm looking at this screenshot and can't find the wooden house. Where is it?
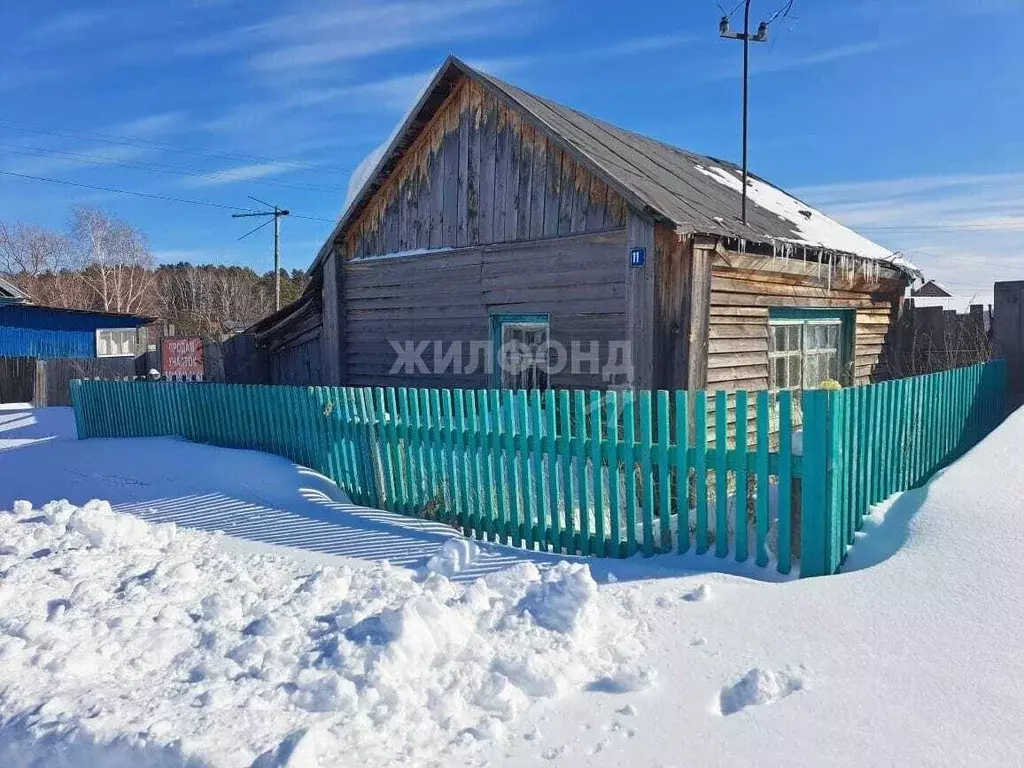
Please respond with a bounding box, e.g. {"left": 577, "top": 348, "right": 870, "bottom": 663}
{"left": 254, "top": 56, "right": 918, "bottom": 397}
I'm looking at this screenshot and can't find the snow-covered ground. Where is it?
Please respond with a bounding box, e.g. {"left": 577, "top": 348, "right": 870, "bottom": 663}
{"left": 2, "top": 403, "right": 1023, "bottom": 766}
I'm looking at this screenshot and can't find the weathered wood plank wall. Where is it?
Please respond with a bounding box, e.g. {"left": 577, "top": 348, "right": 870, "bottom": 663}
{"left": 263, "top": 295, "right": 324, "bottom": 386}
{"left": 343, "top": 78, "right": 627, "bottom": 261}
{"left": 321, "top": 251, "right": 342, "bottom": 384}
{"left": 701, "top": 251, "right": 905, "bottom": 393}
{"left": 220, "top": 332, "right": 268, "bottom": 384}
{"left": 343, "top": 230, "right": 628, "bottom": 389}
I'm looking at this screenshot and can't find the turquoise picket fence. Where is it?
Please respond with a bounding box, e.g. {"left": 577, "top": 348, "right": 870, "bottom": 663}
{"left": 70, "top": 359, "right": 1006, "bottom": 578}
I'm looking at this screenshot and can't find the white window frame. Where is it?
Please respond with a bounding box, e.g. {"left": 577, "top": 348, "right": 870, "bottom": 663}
{"left": 96, "top": 328, "right": 140, "bottom": 358}
{"left": 493, "top": 315, "right": 551, "bottom": 391}
{"left": 768, "top": 318, "right": 844, "bottom": 392}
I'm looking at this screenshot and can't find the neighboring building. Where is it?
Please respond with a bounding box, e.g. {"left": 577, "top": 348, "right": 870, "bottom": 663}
{"left": 250, "top": 290, "right": 322, "bottom": 386}
{"left": 0, "top": 298, "right": 152, "bottom": 359}
{"left": 256, "top": 55, "right": 919, "bottom": 394}
{"left": 912, "top": 279, "right": 953, "bottom": 299}
{"left": 0, "top": 276, "right": 30, "bottom": 307}
{"left": 909, "top": 279, "right": 986, "bottom": 316}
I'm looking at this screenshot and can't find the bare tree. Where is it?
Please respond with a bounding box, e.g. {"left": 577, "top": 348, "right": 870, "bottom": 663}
{"left": 70, "top": 206, "right": 156, "bottom": 314}
{"left": 0, "top": 220, "right": 91, "bottom": 307}
{"left": 2, "top": 205, "right": 308, "bottom": 333}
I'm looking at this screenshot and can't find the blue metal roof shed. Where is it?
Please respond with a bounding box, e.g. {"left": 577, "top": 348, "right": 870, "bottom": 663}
{"left": 0, "top": 304, "right": 152, "bottom": 358}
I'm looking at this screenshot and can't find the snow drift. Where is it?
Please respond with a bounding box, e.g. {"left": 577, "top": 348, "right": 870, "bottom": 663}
{"left": 0, "top": 500, "right": 646, "bottom": 767}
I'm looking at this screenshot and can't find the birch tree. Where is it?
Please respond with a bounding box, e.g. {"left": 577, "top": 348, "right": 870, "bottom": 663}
{"left": 70, "top": 206, "right": 156, "bottom": 314}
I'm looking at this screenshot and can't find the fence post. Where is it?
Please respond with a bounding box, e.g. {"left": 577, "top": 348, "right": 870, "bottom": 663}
{"left": 69, "top": 379, "right": 86, "bottom": 438}
{"left": 799, "top": 390, "right": 836, "bottom": 578}
{"left": 32, "top": 359, "right": 47, "bottom": 408}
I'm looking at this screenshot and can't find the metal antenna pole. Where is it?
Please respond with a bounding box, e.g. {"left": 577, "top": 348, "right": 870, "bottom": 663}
{"left": 742, "top": 0, "right": 751, "bottom": 225}
{"left": 720, "top": 1, "right": 770, "bottom": 226}
{"left": 273, "top": 206, "right": 281, "bottom": 311}
{"left": 232, "top": 199, "right": 290, "bottom": 311}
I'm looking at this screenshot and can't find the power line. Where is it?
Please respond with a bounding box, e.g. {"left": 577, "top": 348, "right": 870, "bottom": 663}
{"left": 718, "top": 1, "right": 746, "bottom": 19}
{"left": 0, "top": 118, "right": 359, "bottom": 178}
{"left": 0, "top": 168, "right": 258, "bottom": 212}
{"left": 860, "top": 223, "right": 1024, "bottom": 232}
{"left": 0, "top": 143, "right": 349, "bottom": 195}
{"left": 901, "top": 249, "right": 1006, "bottom": 268}
{"left": 765, "top": 0, "right": 796, "bottom": 25}
{"left": 0, "top": 168, "right": 336, "bottom": 223}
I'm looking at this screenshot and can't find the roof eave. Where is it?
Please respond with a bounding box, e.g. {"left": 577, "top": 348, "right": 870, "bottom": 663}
{"left": 688, "top": 229, "right": 918, "bottom": 282}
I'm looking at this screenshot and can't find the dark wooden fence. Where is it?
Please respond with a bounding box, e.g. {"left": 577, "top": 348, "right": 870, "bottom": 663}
{"left": 886, "top": 300, "right": 991, "bottom": 378}
{"left": 0, "top": 357, "right": 36, "bottom": 403}
{"left": 220, "top": 332, "right": 268, "bottom": 384}
{"left": 0, "top": 356, "right": 141, "bottom": 406}
{"left": 993, "top": 281, "right": 1024, "bottom": 411}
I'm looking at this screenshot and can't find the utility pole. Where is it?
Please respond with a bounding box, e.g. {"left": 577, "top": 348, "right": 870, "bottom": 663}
{"left": 232, "top": 196, "right": 290, "bottom": 311}
{"left": 720, "top": 2, "right": 769, "bottom": 226}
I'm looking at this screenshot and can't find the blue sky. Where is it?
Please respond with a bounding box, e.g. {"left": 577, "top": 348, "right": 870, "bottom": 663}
{"left": 2, "top": 0, "right": 1022, "bottom": 303}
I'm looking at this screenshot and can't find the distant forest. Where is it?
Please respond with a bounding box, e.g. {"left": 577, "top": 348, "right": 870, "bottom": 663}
{"left": 0, "top": 206, "right": 308, "bottom": 337}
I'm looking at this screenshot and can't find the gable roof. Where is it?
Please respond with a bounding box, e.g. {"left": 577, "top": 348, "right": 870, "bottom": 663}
{"left": 314, "top": 55, "right": 917, "bottom": 277}
{"left": 0, "top": 275, "right": 30, "bottom": 304}
{"left": 912, "top": 279, "right": 954, "bottom": 298}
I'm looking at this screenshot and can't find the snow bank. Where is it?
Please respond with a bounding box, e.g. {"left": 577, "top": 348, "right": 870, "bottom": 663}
{"left": 0, "top": 500, "right": 646, "bottom": 767}
{"left": 489, "top": 408, "right": 1024, "bottom": 767}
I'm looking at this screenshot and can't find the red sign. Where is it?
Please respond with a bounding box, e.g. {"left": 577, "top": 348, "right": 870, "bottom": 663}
{"left": 162, "top": 337, "right": 205, "bottom": 380}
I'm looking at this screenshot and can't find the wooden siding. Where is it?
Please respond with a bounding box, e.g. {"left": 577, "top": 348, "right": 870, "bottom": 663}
{"left": 343, "top": 230, "right": 628, "bottom": 389}
{"left": 264, "top": 295, "right": 324, "bottom": 386}
{"left": 701, "top": 251, "right": 906, "bottom": 393}
{"left": 343, "top": 78, "right": 627, "bottom": 261}
{"left": 320, "top": 249, "right": 342, "bottom": 384}
{"left": 652, "top": 226, "right": 689, "bottom": 391}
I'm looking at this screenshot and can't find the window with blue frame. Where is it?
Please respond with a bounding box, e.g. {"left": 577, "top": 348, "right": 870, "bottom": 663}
{"left": 768, "top": 308, "right": 854, "bottom": 390}
{"left": 491, "top": 314, "right": 550, "bottom": 390}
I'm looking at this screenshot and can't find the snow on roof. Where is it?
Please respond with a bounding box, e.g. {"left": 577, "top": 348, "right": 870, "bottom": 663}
{"left": 341, "top": 141, "right": 388, "bottom": 216}
{"left": 312, "top": 56, "right": 921, "bottom": 283}
{"left": 337, "top": 66, "right": 442, "bottom": 224}
{"left": 694, "top": 164, "right": 920, "bottom": 277}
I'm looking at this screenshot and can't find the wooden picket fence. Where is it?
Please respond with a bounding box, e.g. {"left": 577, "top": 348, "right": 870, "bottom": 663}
{"left": 70, "top": 359, "right": 1006, "bottom": 578}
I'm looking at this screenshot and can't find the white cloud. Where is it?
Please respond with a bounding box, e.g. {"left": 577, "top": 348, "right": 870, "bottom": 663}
{"left": 698, "top": 39, "right": 893, "bottom": 82}
{"left": 24, "top": 10, "right": 107, "bottom": 44}
{"left": 794, "top": 172, "right": 1024, "bottom": 303}
{"left": 753, "top": 40, "right": 892, "bottom": 74}
{"left": 184, "top": 162, "right": 306, "bottom": 187}
{"left": 105, "top": 112, "right": 188, "bottom": 138}
{"left": 586, "top": 33, "right": 695, "bottom": 57}
{"left": 183, "top": 0, "right": 529, "bottom": 76}
{"left": 6, "top": 145, "right": 154, "bottom": 177}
